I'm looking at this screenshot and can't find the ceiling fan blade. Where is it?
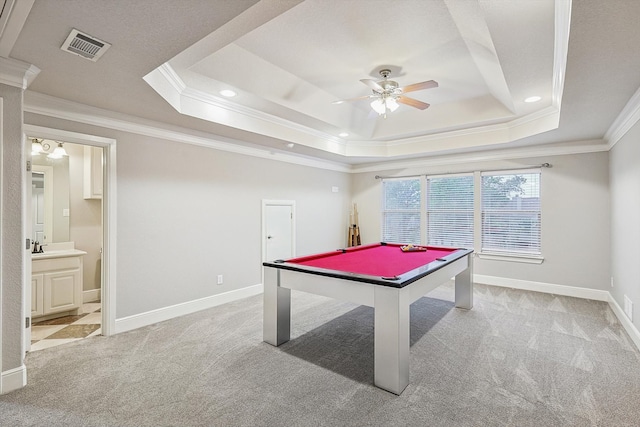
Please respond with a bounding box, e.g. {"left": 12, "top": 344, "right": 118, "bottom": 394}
{"left": 400, "top": 80, "right": 438, "bottom": 93}
{"left": 360, "top": 79, "right": 384, "bottom": 92}
{"left": 397, "top": 96, "right": 430, "bottom": 110}
{"left": 332, "top": 95, "right": 375, "bottom": 104}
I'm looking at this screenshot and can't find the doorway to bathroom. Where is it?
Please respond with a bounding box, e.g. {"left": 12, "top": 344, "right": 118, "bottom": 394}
{"left": 28, "top": 140, "right": 104, "bottom": 351}
{"left": 23, "top": 125, "right": 117, "bottom": 354}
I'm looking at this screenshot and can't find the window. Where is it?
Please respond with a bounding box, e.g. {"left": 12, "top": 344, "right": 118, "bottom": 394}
{"left": 380, "top": 169, "right": 542, "bottom": 260}
{"left": 381, "top": 178, "right": 421, "bottom": 244}
{"left": 426, "top": 175, "right": 474, "bottom": 247}
{"left": 481, "top": 171, "right": 541, "bottom": 254}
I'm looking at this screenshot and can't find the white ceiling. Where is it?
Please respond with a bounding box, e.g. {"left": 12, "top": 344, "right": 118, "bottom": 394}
{"left": 3, "top": 0, "right": 640, "bottom": 166}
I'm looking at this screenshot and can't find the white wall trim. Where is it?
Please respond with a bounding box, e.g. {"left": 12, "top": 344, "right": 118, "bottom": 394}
{"left": 0, "top": 364, "right": 26, "bottom": 395}
{"left": 608, "top": 294, "right": 640, "bottom": 352}
{"left": 605, "top": 85, "right": 640, "bottom": 149}
{"left": 474, "top": 274, "right": 610, "bottom": 301}
{"left": 0, "top": 57, "right": 40, "bottom": 89}
{"left": 83, "top": 288, "right": 101, "bottom": 303}
{"left": 475, "top": 275, "right": 640, "bottom": 352}
{"left": 114, "top": 284, "right": 263, "bottom": 334}
{"left": 23, "top": 92, "right": 351, "bottom": 173}
{"left": 351, "top": 140, "right": 609, "bottom": 173}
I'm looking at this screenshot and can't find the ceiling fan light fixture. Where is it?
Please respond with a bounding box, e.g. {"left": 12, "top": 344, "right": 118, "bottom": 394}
{"left": 370, "top": 99, "right": 386, "bottom": 115}
{"left": 386, "top": 98, "right": 399, "bottom": 112}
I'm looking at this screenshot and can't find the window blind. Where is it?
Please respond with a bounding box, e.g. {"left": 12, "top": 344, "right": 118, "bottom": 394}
{"left": 426, "top": 175, "right": 474, "bottom": 248}
{"left": 381, "top": 178, "right": 421, "bottom": 244}
{"left": 481, "top": 172, "right": 541, "bottom": 254}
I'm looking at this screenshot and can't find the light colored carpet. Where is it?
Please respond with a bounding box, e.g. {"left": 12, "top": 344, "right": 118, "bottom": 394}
{"left": 1, "top": 282, "right": 640, "bottom": 426}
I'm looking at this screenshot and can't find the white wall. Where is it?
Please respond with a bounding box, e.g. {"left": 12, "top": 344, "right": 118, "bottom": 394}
{"left": 23, "top": 114, "right": 352, "bottom": 320}
{"left": 66, "top": 143, "right": 102, "bottom": 292}
{"left": 351, "top": 151, "right": 611, "bottom": 291}
{"left": 610, "top": 120, "right": 640, "bottom": 331}
{"left": 115, "top": 134, "right": 351, "bottom": 318}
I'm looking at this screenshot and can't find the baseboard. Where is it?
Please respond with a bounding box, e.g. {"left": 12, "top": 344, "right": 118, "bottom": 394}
{"left": 1, "top": 364, "right": 27, "bottom": 395}
{"left": 474, "top": 274, "right": 610, "bottom": 301}
{"left": 608, "top": 294, "right": 640, "bottom": 351}
{"left": 114, "top": 284, "right": 263, "bottom": 334}
{"left": 83, "top": 288, "right": 101, "bottom": 303}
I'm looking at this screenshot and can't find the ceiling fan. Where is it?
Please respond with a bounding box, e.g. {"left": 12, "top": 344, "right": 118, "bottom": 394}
{"left": 333, "top": 69, "right": 438, "bottom": 117}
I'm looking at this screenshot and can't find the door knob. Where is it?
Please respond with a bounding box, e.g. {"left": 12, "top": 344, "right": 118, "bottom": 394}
{"left": 267, "top": 235, "right": 273, "bottom": 239}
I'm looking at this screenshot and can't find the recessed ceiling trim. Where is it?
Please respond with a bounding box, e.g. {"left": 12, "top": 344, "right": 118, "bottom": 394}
{"left": 0, "top": 0, "right": 34, "bottom": 57}
{"left": 146, "top": 60, "right": 564, "bottom": 159}
{"left": 551, "top": 0, "right": 572, "bottom": 108}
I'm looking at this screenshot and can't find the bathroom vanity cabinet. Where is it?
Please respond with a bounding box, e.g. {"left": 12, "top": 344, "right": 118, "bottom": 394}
{"left": 32, "top": 248, "right": 86, "bottom": 320}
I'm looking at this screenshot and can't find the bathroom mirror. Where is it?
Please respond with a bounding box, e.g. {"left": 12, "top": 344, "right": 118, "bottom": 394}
{"left": 32, "top": 151, "right": 70, "bottom": 243}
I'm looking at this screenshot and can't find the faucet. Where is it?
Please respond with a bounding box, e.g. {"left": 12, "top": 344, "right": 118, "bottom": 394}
{"left": 32, "top": 241, "right": 46, "bottom": 253}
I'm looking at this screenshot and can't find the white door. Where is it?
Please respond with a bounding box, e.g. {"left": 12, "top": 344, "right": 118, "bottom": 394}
{"left": 263, "top": 201, "right": 295, "bottom": 263}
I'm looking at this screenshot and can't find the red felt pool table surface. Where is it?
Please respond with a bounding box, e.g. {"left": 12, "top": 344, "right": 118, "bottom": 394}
{"left": 287, "top": 242, "right": 459, "bottom": 278}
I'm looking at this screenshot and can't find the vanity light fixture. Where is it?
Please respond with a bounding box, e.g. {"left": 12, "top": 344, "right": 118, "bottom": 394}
{"left": 47, "top": 142, "right": 68, "bottom": 159}
{"left": 31, "top": 138, "right": 49, "bottom": 155}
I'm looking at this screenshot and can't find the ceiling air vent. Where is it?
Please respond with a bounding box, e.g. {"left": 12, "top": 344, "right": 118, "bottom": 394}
{"left": 61, "top": 29, "right": 111, "bottom": 62}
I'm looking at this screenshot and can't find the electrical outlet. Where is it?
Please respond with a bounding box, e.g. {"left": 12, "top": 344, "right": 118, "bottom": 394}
{"left": 611, "top": 277, "right": 614, "bottom": 288}
{"left": 217, "top": 275, "right": 223, "bottom": 285}
{"left": 624, "top": 295, "right": 633, "bottom": 320}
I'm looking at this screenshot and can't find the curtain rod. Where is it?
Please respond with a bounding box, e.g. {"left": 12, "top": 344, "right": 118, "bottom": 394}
{"left": 374, "top": 163, "right": 551, "bottom": 180}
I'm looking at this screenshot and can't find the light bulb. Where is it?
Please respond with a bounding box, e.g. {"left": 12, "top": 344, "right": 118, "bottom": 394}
{"left": 31, "top": 141, "right": 44, "bottom": 155}
{"left": 386, "top": 98, "right": 399, "bottom": 112}
{"left": 48, "top": 143, "right": 68, "bottom": 159}
{"left": 370, "top": 99, "right": 386, "bottom": 115}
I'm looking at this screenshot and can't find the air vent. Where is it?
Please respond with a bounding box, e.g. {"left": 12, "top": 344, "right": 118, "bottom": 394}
{"left": 61, "top": 29, "right": 111, "bottom": 62}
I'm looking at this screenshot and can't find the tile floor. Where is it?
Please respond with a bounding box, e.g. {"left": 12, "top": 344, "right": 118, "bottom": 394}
{"left": 30, "top": 302, "right": 102, "bottom": 352}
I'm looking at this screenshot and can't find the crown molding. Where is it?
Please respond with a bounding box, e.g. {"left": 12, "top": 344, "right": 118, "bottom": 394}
{"left": 0, "top": 57, "right": 40, "bottom": 89}
{"left": 23, "top": 91, "right": 609, "bottom": 176}
{"left": 605, "top": 85, "right": 640, "bottom": 148}
{"left": 23, "top": 91, "right": 351, "bottom": 173}
{"left": 351, "top": 139, "right": 608, "bottom": 174}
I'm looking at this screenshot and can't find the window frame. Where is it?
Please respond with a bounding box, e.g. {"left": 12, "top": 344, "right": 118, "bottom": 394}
{"left": 379, "top": 168, "right": 544, "bottom": 264}
{"left": 478, "top": 169, "right": 543, "bottom": 263}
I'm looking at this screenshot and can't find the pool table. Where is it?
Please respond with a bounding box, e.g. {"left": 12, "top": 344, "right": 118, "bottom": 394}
{"left": 262, "top": 242, "right": 474, "bottom": 395}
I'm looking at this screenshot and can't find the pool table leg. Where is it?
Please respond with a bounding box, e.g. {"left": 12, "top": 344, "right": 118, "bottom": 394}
{"left": 374, "top": 286, "right": 410, "bottom": 395}
{"left": 454, "top": 255, "right": 474, "bottom": 309}
{"left": 263, "top": 267, "right": 291, "bottom": 346}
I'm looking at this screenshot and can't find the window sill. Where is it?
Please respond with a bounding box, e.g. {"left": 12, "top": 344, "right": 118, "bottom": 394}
{"left": 477, "top": 252, "right": 544, "bottom": 264}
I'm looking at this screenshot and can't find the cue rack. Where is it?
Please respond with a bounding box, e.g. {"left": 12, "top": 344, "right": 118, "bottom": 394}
{"left": 348, "top": 203, "right": 362, "bottom": 247}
